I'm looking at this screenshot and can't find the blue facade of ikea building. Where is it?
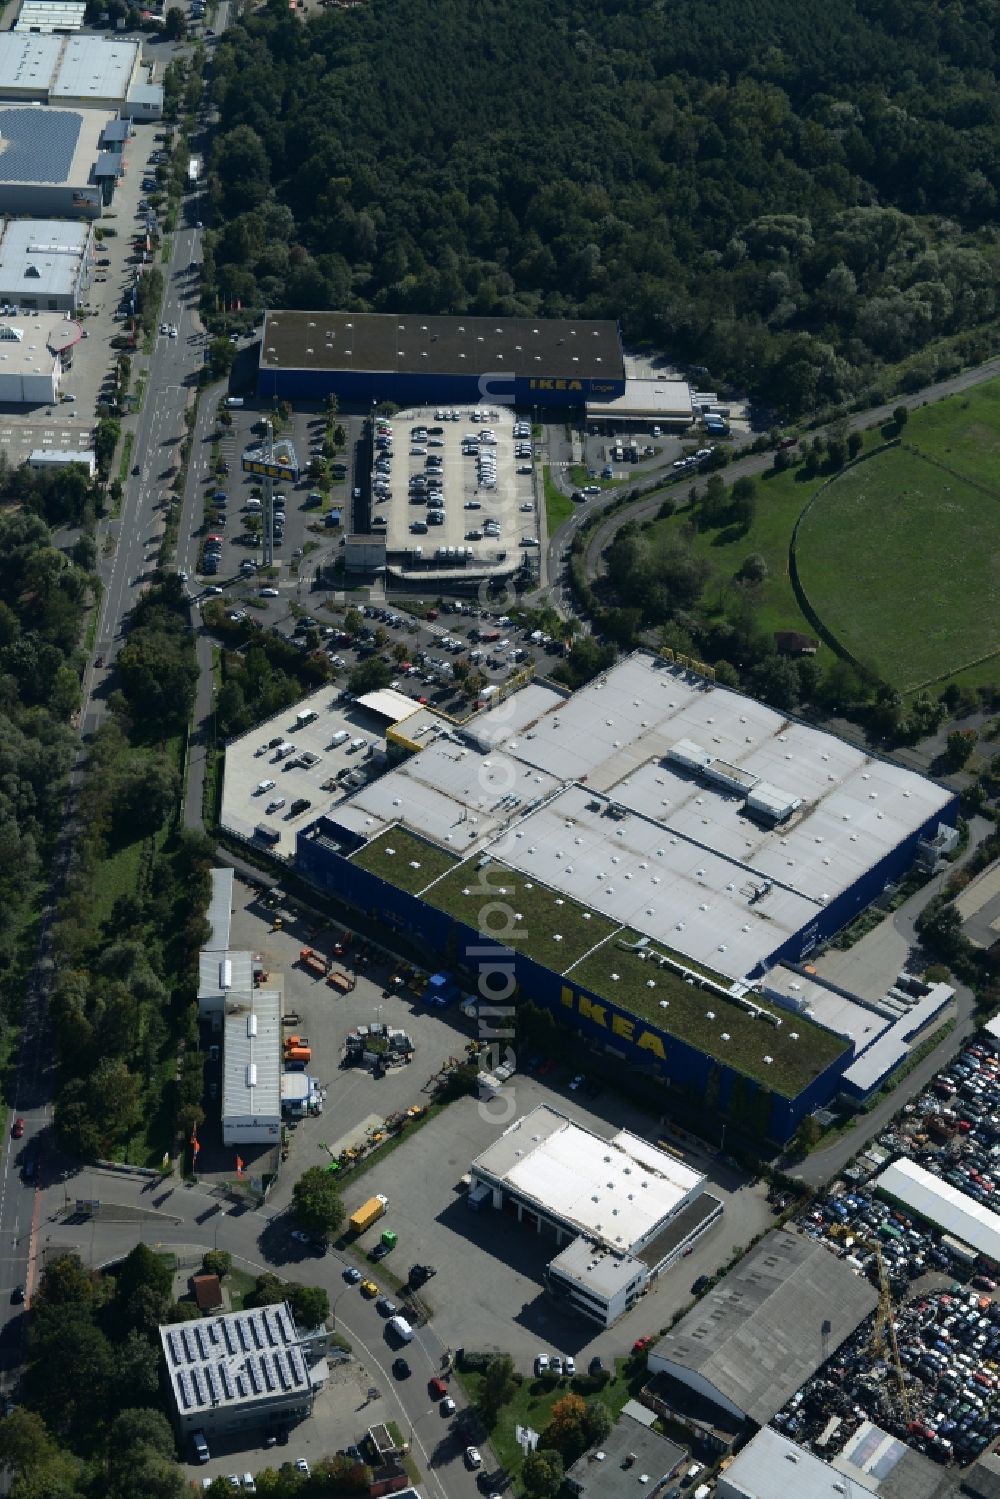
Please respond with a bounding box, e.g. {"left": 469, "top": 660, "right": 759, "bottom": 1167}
{"left": 257, "top": 364, "right": 627, "bottom": 409}
{"left": 295, "top": 817, "right": 855, "bottom": 1145}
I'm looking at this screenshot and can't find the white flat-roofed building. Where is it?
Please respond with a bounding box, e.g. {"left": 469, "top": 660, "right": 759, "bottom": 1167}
{"left": 471, "top": 1104, "right": 705, "bottom": 1256}
{"left": 585, "top": 375, "right": 694, "bottom": 429}
{"left": 875, "top": 1157, "right": 1000, "bottom": 1264}
{"left": 0, "top": 216, "right": 92, "bottom": 310}
{"left": 222, "top": 989, "right": 281, "bottom": 1146}
{"left": 326, "top": 652, "right": 955, "bottom": 982}
{"left": 198, "top": 948, "right": 253, "bottom": 1028}
{"left": 545, "top": 1236, "right": 651, "bottom": 1328}
{"left": 15, "top": 1, "right": 86, "bottom": 33}
{"left": 28, "top": 446, "right": 94, "bottom": 474}
{"left": 0, "top": 34, "right": 140, "bottom": 108}
{"left": 160, "top": 1301, "right": 327, "bottom": 1437}
{"left": 0, "top": 311, "right": 76, "bottom": 401}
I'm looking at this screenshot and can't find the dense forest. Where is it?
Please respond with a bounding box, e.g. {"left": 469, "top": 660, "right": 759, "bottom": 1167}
{"left": 205, "top": 0, "right": 1000, "bottom": 412}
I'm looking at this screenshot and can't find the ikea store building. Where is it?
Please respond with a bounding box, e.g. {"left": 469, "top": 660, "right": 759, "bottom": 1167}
{"left": 256, "top": 310, "right": 626, "bottom": 409}
{"left": 292, "top": 654, "right": 958, "bottom": 1145}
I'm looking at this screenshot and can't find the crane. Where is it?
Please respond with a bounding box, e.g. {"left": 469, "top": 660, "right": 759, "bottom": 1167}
{"left": 870, "top": 1245, "right": 910, "bottom": 1421}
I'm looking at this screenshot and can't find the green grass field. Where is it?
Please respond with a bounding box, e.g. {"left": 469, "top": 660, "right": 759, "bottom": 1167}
{"left": 796, "top": 445, "right": 999, "bottom": 690}
{"left": 424, "top": 859, "right": 618, "bottom": 972}
{"left": 542, "top": 465, "right": 573, "bottom": 535}
{"left": 571, "top": 932, "right": 846, "bottom": 1096}
{"left": 906, "top": 382, "right": 1000, "bottom": 494}
{"left": 351, "top": 826, "right": 459, "bottom": 894}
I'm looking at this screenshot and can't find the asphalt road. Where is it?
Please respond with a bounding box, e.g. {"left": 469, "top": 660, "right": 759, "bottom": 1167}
{"left": 534, "top": 349, "right": 1000, "bottom": 610}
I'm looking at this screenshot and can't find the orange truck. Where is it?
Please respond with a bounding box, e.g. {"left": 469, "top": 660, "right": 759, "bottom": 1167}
{"left": 285, "top": 1045, "right": 312, "bottom": 1064}
{"left": 299, "top": 948, "right": 327, "bottom": 977}
{"left": 326, "top": 970, "right": 351, "bottom": 994}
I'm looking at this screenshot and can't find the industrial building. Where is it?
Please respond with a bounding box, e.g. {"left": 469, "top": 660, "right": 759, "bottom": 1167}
{"left": 221, "top": 988, "right": 281, "bottom": 1148}
{"left": 875, "top": 1157, "right": 1000, "bottom": 1265}
{"left": 0, "top": 104, "right": 111, "bottom": 217}
{"left": 28, "top": 447, "right": 94, "bottom": 474}
{"left": 14, "top": 0, "right": 86, "bottom": 33}
{"left": 0, "top": 217, "right": 92, "bottom": 310}
{"left": 291, "top": 653, "right": 957, "bottom": 1143}
{"left": 719, "top": 1422, "right": 971, "bottom": 1499}
{"left": 0, "top": 311, "right": 78, "bottom": 402}
{"left": 256, "top": 309, "right": 626, "bottom": 408}
{"left": 0, "top": 34, "right": 144, "bottom": 110}
{"left": 469, "top": 1104, "right": 721, "bottom": 1326}
{"left": 564, "top": 1410, "right": 687, "bottom": 1498}
{"left": 646, "top": 1231, "right": 878, "bottom": 1431}
{"left": 585, "top": 375, "right": 695, "bottom": 430}
{"left": 159, "top": 1302, "right": 329, "bottom": 1438}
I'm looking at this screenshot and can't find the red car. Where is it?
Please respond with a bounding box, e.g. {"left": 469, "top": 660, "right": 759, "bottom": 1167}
{"left": 428, "top": 1376, "right": 447, "bottom": 1399}
{"left": 11, "top": 1118, "right": 23, "bottom": 1139}
{"left": 632, "top": 1336, "right": 653, "bottom": 1355}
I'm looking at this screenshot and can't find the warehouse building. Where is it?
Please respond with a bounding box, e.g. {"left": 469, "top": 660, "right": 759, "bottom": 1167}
{"left": 14, "top": 0, "right": 86, "bottom": 33}
{"left": 646, "top": 1231, "right": 878, "bottom": 1433}
{"left": 28, "top": 447, "right": 94, "bottom": 474}
{"left": 221, "top": 988, "right": 282, "bottom": 1147}
{"left": 718, "top": 1428, "right": 873, "bottom": 1499}
{"left": 875, "top": 1157, "right": 1000, "bottom": 1265}
{"left": 720, "top": 1421, "right": 967, "bottom": 1499}
{"left": 292, "top": 652, "right": 957, "bottom": 1143}
{"left": 0, "top": 34, "right": 142, "bottom": 109}
{"left": 0, "top": 217, "right": 92, "bottom": 310}
{"left": 0, "top": 310, "right": 78, "bottom": 402}
{"left": 160, "top": 1302, "right": 329, "bottom": 1439}
{"left": 565, "top": 1410, "right": 687, "bottom": 1498}
{"left": 585, "top": 375, "right": 695, "bottom": 430}
{"left": 469, "top": 1104, "right": 720, "bottom": 1326}
{"left": 256, "top": 309, "right": 626, "bottom": 409}
{"left": 0, "top": 104, "right": 110, "bottom": 217}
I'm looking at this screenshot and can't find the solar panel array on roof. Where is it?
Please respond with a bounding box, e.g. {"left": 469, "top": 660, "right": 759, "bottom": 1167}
{"left": 0, "top": 106, "right": 80, "bottom": 182}
{"left": 160, "top": 1303, "right": 312, "bottom": 1420}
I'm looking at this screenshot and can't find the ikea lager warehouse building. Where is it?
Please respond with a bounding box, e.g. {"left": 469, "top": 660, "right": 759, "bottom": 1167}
{"left": 292, "top": 653, "right": 958, "bottom": 1145}
{"left": 256, "top": 309, "right": 626, "bottom": 409}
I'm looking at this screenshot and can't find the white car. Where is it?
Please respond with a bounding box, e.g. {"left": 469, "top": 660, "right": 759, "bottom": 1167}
{"left": 535, "top": 1354, "right": 549, "bottom": 1375}
{"left": 159, "top": 323, "right": 168, "bottom": 334}
{"left": 519, "top": 502, "right": 533, "bottom": 511}
{"left": 564, "top": 1356, "right": 576, "bottom": 1376}
{"left": 242, "top": 1478, "right": 256, "bottom": 1494}
{"left": 465, "top": 1447, "right": 482, "bottom": 1469}
{"left": 169, "top": 325, "right": 178, "bottom": 338}
{"left": 441, "top": 1395, "right": 456, "bottom": 1415}
{"left": 294, "top": 1459, "right": 310, "bottom": 1477}
{"left": 259, "top": 587, "right": 279, "bottom": 598}
{"left": 226, "top": 1478, "right": 240, "bottom": 1491}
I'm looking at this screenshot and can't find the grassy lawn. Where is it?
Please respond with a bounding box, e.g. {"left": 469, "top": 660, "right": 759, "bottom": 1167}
{"left": 424, "top": 861, "right": 618, "bottom": 972}
{"left": 797, "top": 445, "right": 999, "bottom": 690}
{"left": 543, "top": 465, "right": 574, "bottom": 535}
{"left": 225, "top": 1268, "right": 258, "bottom": 1311}
{"left": 118, "top": 431, "right": 135, "bottom": 485}
{"left": 906, "top": 381, "right": 1000, "bottom": 493}
{"left": 458, "top": 1359, "right": 640, "bottom": 1490}
{"left": 351, "top": 826, "right": 460, "bottom": 895}
{"left": 572, "top": 931, "right": 847, "bottom": 1096}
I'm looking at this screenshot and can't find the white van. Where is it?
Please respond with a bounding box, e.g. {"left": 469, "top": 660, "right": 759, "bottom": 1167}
{"left": 388, "top": 1315, "right": 414, "bottom": 1343}
{"left": 245, "top": 497, "right": 262, "bottom": 512}
{"left": 225, "top": 397, "right": 244, "bottom": 408}
{"left": 349, "top": 737, "right": 367, "bottom": 752}
{"left": 328, "top": 730, "right": 349, "bottom": 749}
{"left": 255, "top": 779, "right": 275, "bottom": 795}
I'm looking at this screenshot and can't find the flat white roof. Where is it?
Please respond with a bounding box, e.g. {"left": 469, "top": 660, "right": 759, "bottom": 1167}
{"left": 0, "top": 217, "right": 88, "bottom": 297}
{"left": 762, "top": 966, "right": 892, "bottom": 1050}
{"left": 28, "top": 447, "right": 93, "bottom": 470}
{"left": 0, "top": 32, "right": 61, "bottom": 92}
{"left": 548, "top": 1235, "right": 645, "bottom": 1299}
{"left": 586, "top": 375, "right": 694, "bottom": 421}
{"left": 50, "top": 36, "right": 138, "bottom": 101}
{"left": 357, "top": 687, "right": 423, "bottom": 723}
{"left": 876, "top": 1157, "right": 1000, "bottom": 1262}
{"left": 339, "top": 653, "right": 954, "bottom": 980}
{"left": 471, "top": 1104, "right": 704, "bottom": 1252}
{"left": 222, "top": 989, "right": 281, "bottom": 1123}
{"left": 198, "top": 947, "right": 253, "bottom": 1004}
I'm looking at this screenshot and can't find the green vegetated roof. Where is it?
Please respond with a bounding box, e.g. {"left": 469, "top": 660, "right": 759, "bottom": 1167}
{"left": 572, "top": 932, "right": 848, "bottom": 1097}
{"left": 424, "top": 859, "right": 619, "bottom": 972}
{"left": 359, "top": 839, "right": 847, "bottom": 1096}
{"left": 350, "top": 826, "right": 460, "bottom": 894}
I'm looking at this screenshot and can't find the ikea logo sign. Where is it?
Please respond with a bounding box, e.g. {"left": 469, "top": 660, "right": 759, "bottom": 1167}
{"left": 529, "top": 378, "right": 584, "bottom": 392}
{"left": 561, "top": 985, "right": 666, "bottom": 1059}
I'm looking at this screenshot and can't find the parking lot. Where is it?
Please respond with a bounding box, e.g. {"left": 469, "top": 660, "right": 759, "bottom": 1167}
{"left": 324, "top": 1074, "right": 773, "bottom": 1372}
{"left": 780, "top": 1030, "right": 1000, "bottom": 1469}
{"left": 374, "top": 408, "right": 539, "bottom": 572}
